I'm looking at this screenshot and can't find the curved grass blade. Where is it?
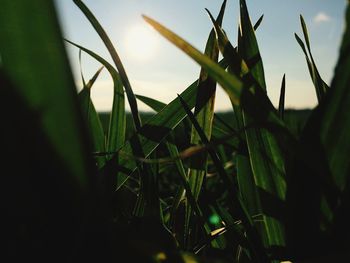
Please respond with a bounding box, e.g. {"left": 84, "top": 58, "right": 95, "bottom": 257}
{"left": 143, "top": 15, "right": 243, "bottom": 105}
{"left": 66, "top": 40, "right": 126, "bottom": 158}
{"left": 296, "top": 16, "right": 329, "bottom": 102}
{"left": 72, "top": 1, "right": 159, "bottom": 219}
{"left": 66, "top": 40, "right": 127, "bottom": 198}
{"left": 278, "top": 74, "right": 286, "bottom": 120}
{"left": 78, "top": 49, "right": 87, "bottom": 86}
{"left": 73, "top": 0, "right": 141, "bottom": 131}
{"left": 78, "top": 66, "right": 106, "bottom": 167}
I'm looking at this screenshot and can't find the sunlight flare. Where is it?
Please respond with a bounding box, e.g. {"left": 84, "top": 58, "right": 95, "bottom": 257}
{"left": 124, "top": 24, "right": 158, "bottom": 60}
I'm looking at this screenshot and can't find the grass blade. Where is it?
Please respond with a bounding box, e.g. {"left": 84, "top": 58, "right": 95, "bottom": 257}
{"left": 136, "top": 94, "right": 166, "bottom": 112}
{"left": 296, "top": 16, "right": 329, "bottom": 102}
{"left": 278, "top": 74, "right": 286, "bottom": 120}
{"left": 78, "top": 66, "right": 106, "bottom": 167}
{"left": 253, "top": 15, "right": 264, "bottom": 31}
{"left": 66, "top": 40, "right": 126, "bottom": 160}
{"left": 0, "top": 0, "right": 91, "bottom": 187}
{"left": 239, "top": 0, "right": 266, "bottom": 90}
{"left": 143, "top": 15, "right": 243, "bottom": 105}
{"left": 0, "top": 0, "right": 94, "bottom": 259}
{"left": 73, "top": 0, "right": 141, "bottom": 131}
{"left": 185, "top": 0, "right": 227, "bottom": 248}
{"left": 238, "top": 0, "right": 287, "bottom": 255}
{"left": 72, "top": 1, "right": 159, "bottom": 219}
{"left": 107, "top": 71, "right": 125, "bottom": 155}
{"left": 78, "top": 49, "right": 87, "bottom": 86}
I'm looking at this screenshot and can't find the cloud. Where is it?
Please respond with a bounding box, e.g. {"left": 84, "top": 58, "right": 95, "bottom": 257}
{"left": 313, "top": 12, "right": 331, "bottom": 24}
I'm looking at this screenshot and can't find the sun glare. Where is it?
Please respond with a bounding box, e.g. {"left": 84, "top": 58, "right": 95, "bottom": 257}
{"left": 124, "top": 24, "right": 158, "bottom": 60}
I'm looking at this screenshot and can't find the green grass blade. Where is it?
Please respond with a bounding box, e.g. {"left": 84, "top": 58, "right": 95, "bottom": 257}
{"left": 0, "top": 0, "right": 91, "bottom": 188}
{"left": 241, "top": 1, "right": 287, "bottom": 255}
{"left": 78, "top": 66, "right": 103, "bottom": 119}
{"left": 0, "top": 0, "right": 94, "bottom": 258}
{"left": 107, "top": 73, "right": 125, "bottom": 154}
{"left": 278, "top": 74, "right": 286, "bottom": 120}
{"left": 239, "top": 0, "right": 266, "bottom": 90}
{"left": 66, "top": 40, "right": 126, "bottom": 159}
{"left": 78, "top": 66, "right": 106, "bottom": 167}
{"left": 237, "top": 154, "right": 260, "bottom": 217}
{"left": 294, "top": 33, "right": 314, "bottom": 76}
{"left": 86, "top": 66, "right": 104, "bottom": 89}
{"left": 73, "top": 0, "right": 141, "bottom": 131}
{"left": 300, "top": 15, "right": 329, "bottom": 94}
{"left": 136, "top": 94, "right": 166, "bottom": 112}
{"left": 296, "top": 16, "right": 329, "bottom": 102}
{"left": 143, "top": 15, "right": 243, "bottom": 105}
{"left": 299, "top": 15, "right": 311, "bottom": 55}
{"left": 185, "top": 0, "right": 227, "bottom": 247}
{"left": 72, "top": 1, "right": 159, "bottom": 219}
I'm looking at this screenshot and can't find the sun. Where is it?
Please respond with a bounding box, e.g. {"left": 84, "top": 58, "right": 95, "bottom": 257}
{"left": 124, "top": 24, "right": 158, "bottom": 61}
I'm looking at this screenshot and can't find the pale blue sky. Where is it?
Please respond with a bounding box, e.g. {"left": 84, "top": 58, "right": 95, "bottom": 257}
{"left": 54, "top": 0, "right": 347, "bottom": 112}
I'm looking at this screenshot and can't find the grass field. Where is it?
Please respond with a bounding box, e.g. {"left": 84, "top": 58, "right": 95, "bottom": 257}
{"left": 1, "top": 0, "right": 350, "bottom": 262}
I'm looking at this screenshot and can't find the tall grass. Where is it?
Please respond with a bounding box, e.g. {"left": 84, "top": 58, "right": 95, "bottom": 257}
{"left": 1, "top": 0, "right": 350, "bottom": 262}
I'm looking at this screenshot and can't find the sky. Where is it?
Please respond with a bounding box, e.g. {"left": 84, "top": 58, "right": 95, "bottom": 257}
{"left": 54, "top": 0, "right": 347, "bottom": 112}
